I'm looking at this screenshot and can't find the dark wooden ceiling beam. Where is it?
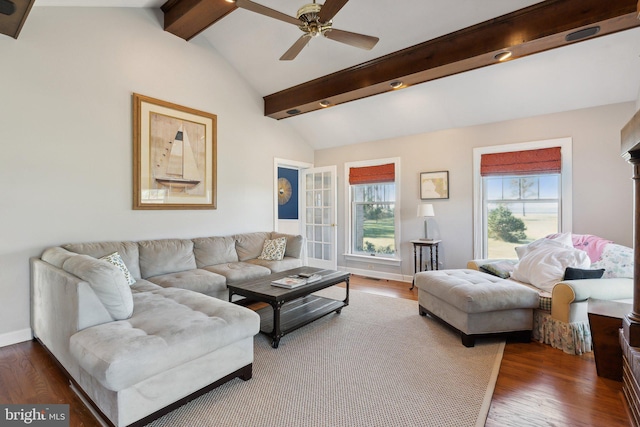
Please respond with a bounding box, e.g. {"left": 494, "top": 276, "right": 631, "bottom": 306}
{"left": 162, "top": 0, "right": 237, "bottom": 41}
{"left": 264, "top": 0, "right": 640, "bottom": 119}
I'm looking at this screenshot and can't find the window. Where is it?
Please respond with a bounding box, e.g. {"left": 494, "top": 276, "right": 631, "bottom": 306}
{"left": 351, "top": 183, "right": 396, "bottom": 255}
{"left": 484, "top": 174, "right": 560, "bottom": 258}
{"left": 345, "top": 158, "right": 400, "bottom": 260}
{"left": 473, "top": 139, "right": 572, "bottom": 259}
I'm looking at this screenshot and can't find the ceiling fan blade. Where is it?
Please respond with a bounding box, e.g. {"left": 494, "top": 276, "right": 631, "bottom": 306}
{"left": 280, "top": 36, "right": 312, "bottom": 61}
{"left": 235, "top": 0, "right": 301, "bottom": 26}
{"left": 324, "top": 28, "right": 379, "bottom": 50}
{"left": 318, "top": 0, "right": 350, "bottom": 22}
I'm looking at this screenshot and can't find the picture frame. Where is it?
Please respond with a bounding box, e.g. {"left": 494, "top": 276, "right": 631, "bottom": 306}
{"left": 420, "top": 171, "right": 449, "bottom": 200}
{"left": 133, "top": 93, "right": 217, "bottom": 210}
{"left": 277, "top": 167, "right": 299, "bottom": 220}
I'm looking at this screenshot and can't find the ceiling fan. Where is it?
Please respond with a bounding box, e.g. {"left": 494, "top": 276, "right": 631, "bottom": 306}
{"left": 230, "top": 0, "right": 379, "bottom": 60}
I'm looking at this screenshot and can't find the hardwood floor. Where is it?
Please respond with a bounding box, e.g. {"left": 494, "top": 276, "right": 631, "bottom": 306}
{"left": 0, "top": 274, "right": 630, "bottom": 426}
{"left": 487, "top": 341, "right": 629, "bottom": 426}
{"left": 342, "top": 275, "right": 630, "bottom": 427}
{"left": 0, "top": 339, "right": 98, "bottom": 426}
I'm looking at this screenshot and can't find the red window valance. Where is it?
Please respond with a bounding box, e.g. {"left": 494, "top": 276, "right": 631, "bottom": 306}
{"left": 480, "top": 147, "right": 561, "bottom": 176}
{"left": 349, "top": 163, "right": 395, "bottom": 185}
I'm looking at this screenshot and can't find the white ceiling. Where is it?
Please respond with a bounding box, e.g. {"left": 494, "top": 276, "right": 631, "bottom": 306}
{"left": 35, "top": 0, "right": 640, "bottom": 150}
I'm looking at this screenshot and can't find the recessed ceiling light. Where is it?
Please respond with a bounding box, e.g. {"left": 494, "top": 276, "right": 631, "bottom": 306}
{"left": 494, "top": 51, "right": 512, "bottom": 62}
{"left": 0, "top": 0, "right": 15, "bottom": 16}
{"left": 319, "top": 100, "right": 331, "bottom": 108}
{"left": 287, "top": 109, "right": 301, "bottom": 115}
{"left": 390, "top": 81, "right": 404, "bottom": 89}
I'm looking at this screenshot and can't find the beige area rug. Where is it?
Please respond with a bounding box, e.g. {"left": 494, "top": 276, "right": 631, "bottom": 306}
{"left": 148, "top": 288, "right": 505, "bottom": 427}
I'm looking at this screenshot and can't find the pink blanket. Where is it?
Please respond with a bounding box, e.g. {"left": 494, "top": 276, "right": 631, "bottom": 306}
{"left": 547, "top": 233, "right": 612, "bottom": 263}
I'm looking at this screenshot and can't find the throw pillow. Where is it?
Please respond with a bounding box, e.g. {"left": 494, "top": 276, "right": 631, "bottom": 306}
{"left": 62, "top": 254, "right": 134, "bottom": 320}
{"left": 515, "top": 234, "right": 572, "bottom": 260}
{"left": 100, "top": 252, "right": 136, "bottom": 285}
{"left": 258, "top": 237, "right": 287, "bottom": 261}
{"left": 563, "top": 267, "right": 605, "bottom": 280}
{"left": 511, "top": 238, "right": 591, "bottom": 292}
{"left": 591, "top": 243, "right": 633, "bottom": 278}
{"left": 550, "top": 232, "right": 574, "bottom": 248}
{"left": 479, "top": 260, "right": 517, "bottom": 279}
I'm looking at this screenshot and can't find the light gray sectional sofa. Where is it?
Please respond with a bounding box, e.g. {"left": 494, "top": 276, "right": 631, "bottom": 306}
{"left": 31, "top": 231, "right": 304, "bottom": 427}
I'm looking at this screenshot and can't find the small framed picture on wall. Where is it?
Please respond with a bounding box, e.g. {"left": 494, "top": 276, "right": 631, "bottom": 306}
{"left": 420, "top": 171, "right": 449, "bottom": 200}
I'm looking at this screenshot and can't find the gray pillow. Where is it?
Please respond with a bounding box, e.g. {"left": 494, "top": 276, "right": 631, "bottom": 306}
{"left": 63, "top": 254, "right": 134, "bottom": 320}
{"left": 41, "top": 247, "right": 77, "bottom": 268}
{"left": 480, "top": 260, "right": 517, "bottom": 279}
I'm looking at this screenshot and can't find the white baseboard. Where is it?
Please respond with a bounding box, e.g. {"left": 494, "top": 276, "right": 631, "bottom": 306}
{"left": 0, "top": 328, "right": 33, "bottom": 348}
{"left": 343, "top": 266, "right": 413, "bottom": 283}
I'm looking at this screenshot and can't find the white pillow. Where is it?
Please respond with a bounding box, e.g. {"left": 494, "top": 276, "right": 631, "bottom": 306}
{"left": 550, "top": 232, "right": 573, "bottom": 248}
{"left": 515, "top": 234, "right": 573, "bottom": 259}
{"left": 511, "top": 239, "right": 590, "bottom": 292}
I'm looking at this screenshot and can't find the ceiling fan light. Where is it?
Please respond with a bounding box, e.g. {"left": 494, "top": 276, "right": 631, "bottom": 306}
{"left": 319, "top": 100, "right": 331, "bottom": 107}
{"left": 297, "top": 3, "right": 321, "bottom": 21}
{"left": 494, "top": 51, "right": 512, "bottom": 61}
{"left": 390, "top": 81, "right": 404, "bottom": 89}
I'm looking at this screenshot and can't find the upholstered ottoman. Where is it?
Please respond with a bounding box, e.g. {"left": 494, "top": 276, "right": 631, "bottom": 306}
{"left": 414, "top": 269, "right": 539, "bottom": 347}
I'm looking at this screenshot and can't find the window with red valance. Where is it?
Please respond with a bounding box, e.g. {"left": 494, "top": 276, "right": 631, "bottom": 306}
{"left": 476, "top": 144, "right": 567, "bottom": 259}
{"left": 346, "top": 159, "right": 399, "bottom": 258}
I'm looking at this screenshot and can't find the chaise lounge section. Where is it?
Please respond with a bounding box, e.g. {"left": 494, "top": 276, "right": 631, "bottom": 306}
{"left": 415, "top": 269, "right": 540, "bottom": 346}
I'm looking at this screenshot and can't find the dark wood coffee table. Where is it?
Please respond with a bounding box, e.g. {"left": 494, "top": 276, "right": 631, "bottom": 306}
{"left": 228, "top": 267, "right": 350, "bottom": 348}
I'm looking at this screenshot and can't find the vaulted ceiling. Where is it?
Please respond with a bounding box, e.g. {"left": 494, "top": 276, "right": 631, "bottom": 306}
{"left": 162, "top": 0, "right": 640, "bottom": 120}
{"left": 13, "top": 0, "right": 640, "bottom": 149}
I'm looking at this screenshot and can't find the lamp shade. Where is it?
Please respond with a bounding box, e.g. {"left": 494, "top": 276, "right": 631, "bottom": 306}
{"left": 417, "top": 204, "right": 435, "bottom": 218}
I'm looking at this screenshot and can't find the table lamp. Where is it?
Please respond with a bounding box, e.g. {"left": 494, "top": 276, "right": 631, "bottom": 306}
{"left": 417, "top": 204, "right": 435, "bottom": 240}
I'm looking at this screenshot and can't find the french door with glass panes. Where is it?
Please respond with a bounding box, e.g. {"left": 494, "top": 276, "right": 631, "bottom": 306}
{"left": 303, "top": 166, "right": 337, "bottom": 270}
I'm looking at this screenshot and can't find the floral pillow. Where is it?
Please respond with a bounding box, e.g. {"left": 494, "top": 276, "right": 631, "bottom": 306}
{"left": 591, "top": 243, "right": 633, "bottom": 278}
{"left": 258, "top": 237, "right": 287, "bottom": 261}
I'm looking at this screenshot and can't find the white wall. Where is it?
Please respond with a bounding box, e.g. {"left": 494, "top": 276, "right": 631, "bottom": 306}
{"left": 315, "top": 102, "right": 636, "bottom": 280}
{"left": 0, "top": 7, "right": 313, "bottom": 344}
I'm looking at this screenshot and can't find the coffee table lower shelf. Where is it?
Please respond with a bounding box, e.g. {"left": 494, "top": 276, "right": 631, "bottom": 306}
{"left": 257, "top": 295, "right": 345, "bottom": 348}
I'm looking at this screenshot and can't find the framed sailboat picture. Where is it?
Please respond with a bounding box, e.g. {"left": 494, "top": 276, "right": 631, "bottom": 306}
{"left": 133, "top": 93, "right": 217, "bottom": 210}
